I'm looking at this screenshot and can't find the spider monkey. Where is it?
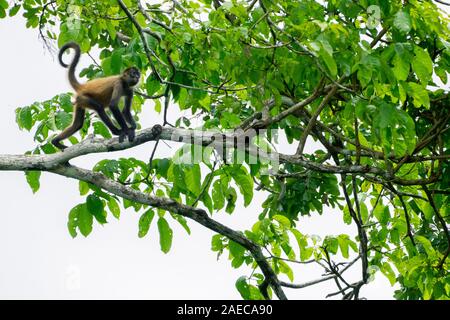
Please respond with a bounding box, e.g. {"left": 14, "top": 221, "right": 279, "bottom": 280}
{"left": 52, "top": 42, "right": 141, "bottom": 150}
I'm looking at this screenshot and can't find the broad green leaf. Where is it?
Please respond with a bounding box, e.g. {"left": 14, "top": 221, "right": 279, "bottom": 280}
{"left": 146, "top": 75, "right": 161, "bottom": 96}
{"left": 211, "top": 234, "right": 224, "bottom": 252}
{"left": 78, "top": 203, "right": 93, "bottom": 237}
{"left": 79, "top": 181, "right": 90, "bottom": 196}
{"left": 406, "top": 82, "right": 430, "bottom": 108}
{"left": 324, "top": 236, "right": 339, "bottom": 254}
{"left": 278, "top": 260, "right": 294, "bottom": 282}
{"left": 107, "top": 198, "right": 121, "bottom": 219}
{"left": 225, "top": 187, "right": 237, "bottom": 214}
{"left": 158, "top": 217, "right": 173, "bottom": 253}
{"left": 25, "top": 171, "right": 41, "bottom": 194}
{"left": 229, "top": 240, "right": 246, "bottom": 259}
{"left": 381, "top": 262, "right": 396, "bottom": 286}
{"left": 374, "top": 205, "right": 390, "bottom": 225}
{"left": 415, "top": 235, "right": 436, "bottom": 257}
{"left": 111, "top": 50, "right": 123, "bottom": 74}
{"left": 394, "top": 11, "right": 411, "bottom": 34}
{"left": 93, "top": 122, "right": 112, "bottom": 139}
{"left": 337, "top": 235, "right": 350, "bottom": 259}
{"left": 68, "top": 204, "right": 83, "bottom": 238}
{"left": 232, "top": 167, "right": 253, "bottom": 207}
{"left": 273, "top": 215, "right": 291, "bottom": 228}
{"left": 172, "top": 214, "right": 191, "bottom": 235}
{"left": 9, "top": 4, "right": 20, "bottom": 17}
{"left": 235, "top": 276, "right": 250, "bottom": 299}
{"left": 138, "top": 209, "right": 155, "bottom": 238}
{"left": 0, "top": 0, "right": 8, "bottom": 10}
{"left": 392, "top": 44, "right": 411, "bottom": 81}
{"left": 317, "top": 40, "right": 337, "bottom": 77}
{"left": 185, "top": 164, "right": 201, "bottom": 196}
{"left": 212, "top": 180, "right": 225, "bottom": 210}
{"left": 86, "top": 194, "right": 106, "bottom": 224}
{"left": 55, "top": 111, "right": 72, "bottom": 130}
{"left": 412, "top": 46, "right": 433, "bottom": 84}
{"left": 18, "top": 107, "right": 32, "bottom": 131}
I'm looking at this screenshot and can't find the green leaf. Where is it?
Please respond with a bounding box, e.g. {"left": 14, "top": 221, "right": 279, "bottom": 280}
{"left": 68, "top": 204, "right": 83, "bottom": 238}
{"left": 373, "top": 103, "right": 416, "bottom": 156}
{"left": 25, "top": 171, "right": 41, "bottom": 194}
{"left": 86, "top": 194, "right": 106, "bottom": 224}
{"left": 393, "top": 10, "right": 411, "bottom": 34}
{"left": 337, "top": 235, "right": 350, "bottom": 259}
{"left": 138, "top": 209, "right": 155, "bottom": 238}
{"left": 392, "top": 44, "right": 411, "bottom": 81}
{"left": 291, "top": 229, "right": 313, "bottom": 261}
{"left": 278, "top": 260, "right": 294, "bottom": 282}
{"left": 146, "top": 75, "right": 161, "bottom": 96}
{"left": 225, "top": 187, "right": 237, "bottom": 214}
{"left": 93, "top": 121, "right": 113, "bottom": 139}
{"left": 107, "top": 198, "right": 121, "bottom": 219}
{"left": 212, "top": 180, "right": 225, "bottom": 210}
{"left": 412, "top": 46, "right": 433, "bottom": 84}
{"left": 201, "top": 191, "right": 213, "bottom": 214}
{"left": 374, "top": 205, "right": 390, "bottom": 224}
{"left": 406, "top": 82, "right": 430, "bottom": 108}
{"left": 0, "top": 0, "right": 8, "bottom": 10}
{"left": 324, "top": 236, "right": 339, "bottom": 254}
{"left": 18, "top": 107, "right": 33, "bottom": 131}
{"left": 316, "top": 39, "right": 337, "bottom": 77}
{"left": 172, "top": 214, "right": 191, "bottom": 235}
{"left": 55, "top": 111, "right": 72, "bottom": 130}
{"left": 235, "top": 276, "right": 250, "bottom": 299}
{"left": 78, "top": 204, "right": 93, "bottom": 237}
{"left": 415, "top": 235, "right": 436, "bottom": 257}
{"left": 211, "top": 234, "right": 224, "bottom": 252}
{"left": 381, "top": 262, "right": 396, "bottom": 286}
{"left": 273, "top": 215, "right": 291, "bottom": 228}
{"left": 229, "top": 240, "right": 246, "bottom": 259}
{"left": 231, "top": 167, "right": 253, "bottom": 207}
{"left": 157, "top": 217, "right": 173, "bottom": 253}
{"left": 79, "top": 181, "right": 90, "bottom": 196}
{"left": 111, "top": 50, "right": 123, "bottom": 74}
{"left": 185, "top": 164, "right": 201, "bottom": 196}
{"left": 9, "top": 4, "right": 20, "bottom": 17}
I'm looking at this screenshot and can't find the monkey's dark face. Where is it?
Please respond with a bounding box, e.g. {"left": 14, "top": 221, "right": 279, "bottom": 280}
{"left": 123, "top": 67, "right": 141, "bottom": 86}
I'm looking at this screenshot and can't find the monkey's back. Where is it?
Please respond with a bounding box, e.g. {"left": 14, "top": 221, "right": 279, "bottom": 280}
{"left": 78, "top": 75, "right": 121, "bottom": 107}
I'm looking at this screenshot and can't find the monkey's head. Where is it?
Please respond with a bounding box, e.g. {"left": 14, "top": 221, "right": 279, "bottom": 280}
{"left": 122, "top": 67, "right": 141, "bottom": 87}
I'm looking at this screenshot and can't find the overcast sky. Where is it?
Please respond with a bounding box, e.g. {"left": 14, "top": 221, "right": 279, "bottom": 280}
{"left": 0, "top": 10, "right": 416, "bottom": 299}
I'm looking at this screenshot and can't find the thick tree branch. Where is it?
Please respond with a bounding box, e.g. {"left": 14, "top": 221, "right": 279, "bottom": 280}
{"left": 1, "top": 148, "right": 287, "bottom": 300}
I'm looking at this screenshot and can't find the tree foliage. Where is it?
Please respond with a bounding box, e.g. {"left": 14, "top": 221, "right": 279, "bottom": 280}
{"left": 1, "top": 0, "right": 450, "bottom": 300}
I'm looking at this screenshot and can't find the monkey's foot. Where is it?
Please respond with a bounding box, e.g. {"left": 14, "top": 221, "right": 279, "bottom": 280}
{"left": 127, "top": 129, "right": 136, "bottom": 142}
{"left": 118, "top": 132, "right": 126, "bottom": 143}
{"left": 152, "top": 124, "right": 163, "bottom": 136}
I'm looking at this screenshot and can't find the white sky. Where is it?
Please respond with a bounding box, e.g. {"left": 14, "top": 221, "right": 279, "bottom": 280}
{"left": 0, "top": 12, "right": 406, "bottom": 299}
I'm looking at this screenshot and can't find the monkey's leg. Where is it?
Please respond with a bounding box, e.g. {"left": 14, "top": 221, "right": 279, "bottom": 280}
{"left": 123, "top": 95, "right": 136, "bottom": 142}
{"left": 109, "top": 104, "right": 131, "bottom": 143}
{"left": 52, "top": 106, "right": 86, "bottom": 150}
{"left": 83, "top": 96, "right": 123, "bottom": 138}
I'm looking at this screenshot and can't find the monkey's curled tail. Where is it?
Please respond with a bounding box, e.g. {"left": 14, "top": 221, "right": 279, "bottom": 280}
{"left": 58, "top": 42, "right": 81, "bottom": 91}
